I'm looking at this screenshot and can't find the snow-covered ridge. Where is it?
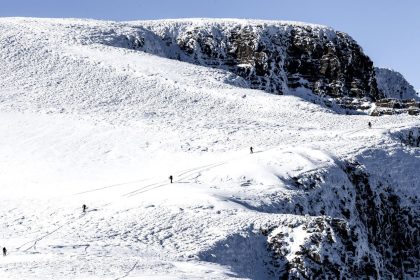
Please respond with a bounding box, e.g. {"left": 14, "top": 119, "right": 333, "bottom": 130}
{"left": 375, "top": 67, "right": 419, "bottom": 100}
{"left": 127, "top": 18, "right": 335, "bottom": 33}
{"left": 7, "top": 17, "right": 419, "bottom": 105}
{"left": 133, "top": 17, "right": 330, "bottom": 25}
{"left": 0, "top": 17, "right": 375, "bottom": 101}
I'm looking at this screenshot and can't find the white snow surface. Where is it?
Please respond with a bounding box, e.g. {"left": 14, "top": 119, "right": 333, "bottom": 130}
{"left": 375, "top": 67, "right": 419, "bottom": 100}
{"left": 0, "top": 18, "right": 419, "bottom": 279}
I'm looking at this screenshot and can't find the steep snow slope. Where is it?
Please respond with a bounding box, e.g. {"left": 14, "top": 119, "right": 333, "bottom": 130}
{"left": 375, "top": 67, "right": 419, "bottom": 100}
{"left": 0, "top": 18, "right": 419, "bottom": 279}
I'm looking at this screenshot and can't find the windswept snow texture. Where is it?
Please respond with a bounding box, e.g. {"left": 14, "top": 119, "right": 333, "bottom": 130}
{"left": 375, "top": 67, "right": 419, "bottom": 100}
{"left": 0, "top": 18, "right": 419, "bottom": 279}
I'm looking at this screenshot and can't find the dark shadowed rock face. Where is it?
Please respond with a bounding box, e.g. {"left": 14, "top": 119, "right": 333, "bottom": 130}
{"left": 343, "top": 162, "right": 419, "bottom": 279}
{"left": 284, "top": 28, "right": 378, "bottom": 100}
{"left": 104, "top": 20, "right": 381, "bottom": 101}
{"left": 371, "top": 98, "right": 420, "bottom": 116}
{"left": 259, "top": 160, "right": 419, "bottom": 279}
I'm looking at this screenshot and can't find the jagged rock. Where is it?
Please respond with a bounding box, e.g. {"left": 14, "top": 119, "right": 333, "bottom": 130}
{"left": 392, "top": 128, "right": 420, "bottom": 147}
{"left": 264, "top": 161, "right": 419, "bottom": 279}
{"left": 408, "top": 106, "right": 420, "bottom": 116}
{"left": 344, "top": 162, "right": 419, "bottom": 278}
{"left": 371, "top": 98, "right": 420, "bottom": 116}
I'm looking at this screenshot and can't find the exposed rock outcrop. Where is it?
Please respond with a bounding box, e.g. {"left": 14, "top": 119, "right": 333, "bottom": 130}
{"left": 371, "top": 98, "right": 420, "bottom": 116}
{"left": 86, "top": 20, "right": 420, "bottom": 115}
{"left": 100, "top": 19, "right": 381, "bottom": 101}
{"left": 259, "top": 160, "right": 419, "bottom": 279}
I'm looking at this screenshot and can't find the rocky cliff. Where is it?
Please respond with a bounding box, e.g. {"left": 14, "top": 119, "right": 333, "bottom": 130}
{"left": 264, "top": 161, "right": 419, "bottom": 279}
{"left": 99, "top": 19, "right": 381, "bottom": 101}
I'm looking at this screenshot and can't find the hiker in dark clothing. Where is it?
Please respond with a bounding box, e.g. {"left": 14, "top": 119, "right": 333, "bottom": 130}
{"left": 250, "top": 147, "right": 254, "bottom": 154}
{"left": 82, "top": 204, "right": 87, "bottom": 213}
{"left": 2, "top": 247, "right": 6, "bottom": 256}
{"left": 368, "top": 122, "right": 372, "bottom": 129}
{"left": 417, "top": 136, "right": 420, "bottom": 147}
{"left": 169, "top": 175, "right": 173, "bottom": 184}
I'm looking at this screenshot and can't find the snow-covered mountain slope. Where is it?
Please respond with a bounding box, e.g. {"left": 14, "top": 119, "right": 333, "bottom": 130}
{"left": 0, "top": 18, "right": 419, "bottom": 279}
{"left": 1, "top": 17, "right": 381, "bottom": 101}
{"left": 375, "top": 67, "right": 419, "bottom": 100}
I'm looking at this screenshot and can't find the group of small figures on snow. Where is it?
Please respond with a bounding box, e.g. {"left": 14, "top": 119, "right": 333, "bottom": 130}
{"left": 7, "top": 126, "right": 417, "bottom": 258}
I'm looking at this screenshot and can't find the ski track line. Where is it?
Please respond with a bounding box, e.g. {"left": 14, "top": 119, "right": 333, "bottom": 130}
{"left": 125, "top": 182, "right": 168, "bottom": 198}
{"left": 122, "top": 162, "right": 226, "bottom": 197}
{"left": 114, "top": 260, "right": 139, "bottom": 280}
{"left": 73, "top": 160, "right": 230, "bottom": 197}
{"left": 122, "top": 148, "right": 282, "bottom": 198}
{"left": 16, "top": 210, "right": 92, "bottom": 253}
{"left": 73, "top": 177, "right": 153, "bottom": 195}
{"left": 123, "top": 161, "right": 228, "bottom": 198}
{"left": 176, "top": 161, "right": 228, "bottom": 177}
{"left": 340, "top": 124, "right": 414, "bottom": 137}
{"left": 74, "top": 144, "right": 282, "bottom": 201}
{"left": 122, "top": 180, "right": 167, "bottom": 197}
{"left": 89, "top": 147, "right": 273, "bottom": 200}
{"left": 61, "top": 218, "right": 93, "bottom": 239}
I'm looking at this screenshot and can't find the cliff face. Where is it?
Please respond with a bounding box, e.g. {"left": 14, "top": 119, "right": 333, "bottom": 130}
{"left": 101, "top": 19, "right": 381, "bottom": 101}
{"left": 264, "top": 160, "right": 419, "bottom": 279}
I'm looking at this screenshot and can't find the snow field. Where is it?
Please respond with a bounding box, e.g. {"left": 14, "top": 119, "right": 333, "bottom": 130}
{"left": 0, "top": 18, "right": 419, "bottom": 279}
